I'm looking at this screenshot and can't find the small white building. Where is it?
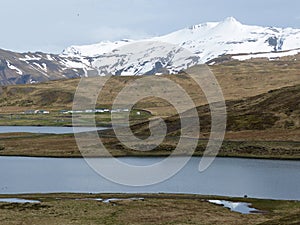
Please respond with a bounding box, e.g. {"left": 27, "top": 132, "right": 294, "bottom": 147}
{"left": 34, "top": 110, "right": 50, "bottom": 114}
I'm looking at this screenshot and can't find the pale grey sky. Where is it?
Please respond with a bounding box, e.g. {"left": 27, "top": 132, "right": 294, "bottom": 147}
{"left": 1, "top": 0, "right": 299, "bottom": 53}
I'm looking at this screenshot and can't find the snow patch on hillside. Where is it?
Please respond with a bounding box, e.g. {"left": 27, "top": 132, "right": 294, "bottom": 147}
{"left": 232, "top": 49, "right": 300, "bottom": 61}
{"left": 6, "top": 60, "right": 23, "bottom": 75}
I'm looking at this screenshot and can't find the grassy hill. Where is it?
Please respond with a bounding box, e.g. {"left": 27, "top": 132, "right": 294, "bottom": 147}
{"left": 0, "top": 56, "right": 300, "bottom": 158}
{"left": 0, "top": 54, "right": 300, "bottom": 115}
{"left": 99, "top": 84, "right": 300, "bottom": 159}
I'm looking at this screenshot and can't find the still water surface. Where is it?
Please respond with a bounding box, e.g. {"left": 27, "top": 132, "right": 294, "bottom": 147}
{"left": 0, "top": 156, "right": 299, "bottom": 200}
{"left": 0, "top": 126, "right": 106, "bottom": 134}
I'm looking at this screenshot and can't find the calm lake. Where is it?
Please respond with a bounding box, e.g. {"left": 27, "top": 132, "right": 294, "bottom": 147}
{"left": 0, "top": 126, "right": 107, "bottom": 134}
{"left": 0, "top": 156, "right": 299, "bottom": 200}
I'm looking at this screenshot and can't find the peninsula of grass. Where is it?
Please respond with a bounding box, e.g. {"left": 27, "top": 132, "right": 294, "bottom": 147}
{"left": 0, "top": 131, "right": 300, "bottom": 159}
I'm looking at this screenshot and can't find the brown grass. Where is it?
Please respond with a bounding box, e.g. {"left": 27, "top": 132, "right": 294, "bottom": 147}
{"left": 0, "top": 193, "right": 299, "bottom": 225}
{"left": 0, "top": 56, "right": 300, "bottom": 116}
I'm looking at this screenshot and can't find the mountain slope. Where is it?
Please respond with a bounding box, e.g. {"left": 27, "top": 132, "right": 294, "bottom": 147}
{"left": 129, "top": 84, "right": 300, "bottom": 139}
{"left": 0, "top": 48, "right": 103, "bottom": 85}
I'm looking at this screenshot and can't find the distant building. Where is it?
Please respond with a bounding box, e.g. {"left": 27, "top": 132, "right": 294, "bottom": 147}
{"left": 23, "top": 110, "right": 49, "bottom": 114}
{"left": 23, "top": 110, "right": 35, "bottom": 114}
{"left": 59, "top": 108, "right": 116, "bottom": 114}
{"left": 95, "top": 109, "right": 106, "bottom": 113}
{"left": 31, "top": 110, "right": 50, "bottom": 114}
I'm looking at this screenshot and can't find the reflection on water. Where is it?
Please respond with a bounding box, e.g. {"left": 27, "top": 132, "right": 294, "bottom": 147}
{"left": 0, "top": 198, "right": 40, "bottom": 203}
{"left": 208, "top": 200, "right": 260, "bottom": 214}
{"left": 0, "top": 126, "right": 107, "bottom": 134}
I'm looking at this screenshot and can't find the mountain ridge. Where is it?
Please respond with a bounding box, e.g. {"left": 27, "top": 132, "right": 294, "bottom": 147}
{"left": 1, "top": 17, "right": 300, "bottom": 85}
{"left": 62, "top": 17, "right": 300, "bottom": 59}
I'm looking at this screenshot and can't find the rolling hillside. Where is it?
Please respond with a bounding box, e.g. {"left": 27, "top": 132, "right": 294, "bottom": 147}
{"left": 0, "top": 54, "right": 299, "bottom": 115}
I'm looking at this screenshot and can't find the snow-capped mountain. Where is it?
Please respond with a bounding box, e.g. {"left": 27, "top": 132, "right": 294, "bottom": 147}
{"left": 1, "top": 17, "right": 300, "bottom": 84}
{"left": 61, "top": 17, "right": 300, "bottom": 75}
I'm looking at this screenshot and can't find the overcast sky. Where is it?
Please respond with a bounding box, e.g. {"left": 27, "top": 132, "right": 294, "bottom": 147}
{"left": 1, "top": 0, "right": 300, "bottom": 53}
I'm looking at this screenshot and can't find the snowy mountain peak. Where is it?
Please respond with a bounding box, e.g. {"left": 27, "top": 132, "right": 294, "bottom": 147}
{"left": 222, "top": 16, "right": 240, "bottom": 24}
{"left": 187, "top": 17, "right": 242, "bottom": 34}
{"left": 216, "top": 17, "right": 243, "bottom": 29}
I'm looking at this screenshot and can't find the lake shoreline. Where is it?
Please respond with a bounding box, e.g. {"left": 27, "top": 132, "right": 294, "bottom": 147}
{"left": 1, "top": 153, "right": 300, "bottom": 161}
{"left": 0, "top": 192, "right": 297, "bottom": 202}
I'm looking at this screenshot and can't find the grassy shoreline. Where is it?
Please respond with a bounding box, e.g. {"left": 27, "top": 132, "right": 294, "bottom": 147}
{"left": 0, "top": 133, "right": 300, "bottom": 160}
{"left": 0, "top": 193, "right": 299, "bottom": 224}
{"left": 0, "top": 131, "right": 300, "bottom": 160}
